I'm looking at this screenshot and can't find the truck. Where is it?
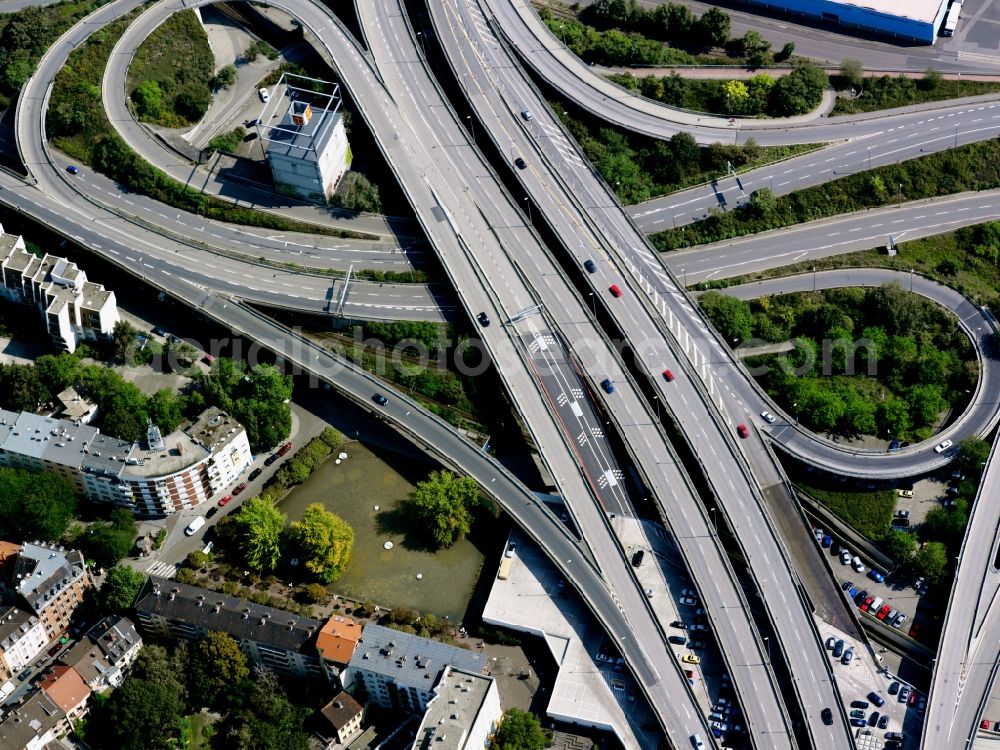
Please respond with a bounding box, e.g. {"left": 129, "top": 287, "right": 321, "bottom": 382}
{"left": 497, "top": 555, "right": 514, "bottom": 580}
{"left": 184, "top": 516, "right": 206, "bottom": 536}
{"left": 942, "top": 2, "right": 960, "bottom": 36}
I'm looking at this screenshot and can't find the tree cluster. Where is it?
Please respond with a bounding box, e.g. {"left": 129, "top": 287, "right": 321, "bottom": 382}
{"left": 701, "top": 283, "right": 976, "bottom": 438}
{"left": 0, "top": 466, "right": 78, "bottom": 542}
{"left": 575, "top": 0, "right": 730, "bottom": 51}
{"left": 405, "top": 470, "right": 480, "bottom": 549}
{"left": 491, "top": 708, "right": 551, "bottom": 750}
{"left": 100, "top": 565, "right": 148, "bottom": 612}
{"left": 79, "top": 508, "right": 139, "bottom": 567}
{"left": 194, "top": 359, "right": 293, "bottom": 452}
{"left": 331, "top": 171, "right": 383, "bottom": 213}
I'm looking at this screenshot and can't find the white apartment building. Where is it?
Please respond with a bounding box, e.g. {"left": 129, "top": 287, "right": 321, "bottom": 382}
{"left": 0, "top": 606, "right": 49, "bottom": 676}
{"left": 412, "top": 667, "right": 502, "bottom": 750}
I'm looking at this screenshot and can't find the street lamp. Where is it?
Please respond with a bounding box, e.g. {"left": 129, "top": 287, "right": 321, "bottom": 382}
{"left": 524, "top": 196, "right": 531, "bottom": 223}
{"left": 898, "top": 183, "right": 903, "bottom": 207}
{"left": 137, "top": 256, "right": 145, "bottom": 283}
{"left": 653, "top": 395, "right": 660, "bottom": 423}
{"left": 763, "top": 636, "right": 770, "bottom": 664}
{"left": 588, "top": 291, "right": 596, "bottom": 319}
{"left": 708, "top": 506, "right": 717, "bottom": 531}
{"left": 466, "top": 115, "right": 475, "bottom": 145}
{"left": 910, "top": 268, "right": 914, "bottom": 292}
{"left": 793, "top": 402, "right": 799, "bottom": 423}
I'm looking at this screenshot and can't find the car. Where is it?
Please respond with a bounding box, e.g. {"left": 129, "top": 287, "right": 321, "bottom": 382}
{"left": 943, "top": 498, "right": 957, "bottom": 509}
{"left": 848, "top": 586, "right": 858, "bottom": 599}
{"left": 898, "top": 686, "right": 910, "bottom": 703}
{"left": 681, "top": 654, "right": 701, "bottom": 665}
{"left": 202, "top": 541, "right": 214, "bottom": 555}
{"left": 680, "top": 588, "right": 697, "bottom": 597}
{"left": 521, "top": 109, "right": 533, "bottom": 120}
{"left": 609, "top": 284, "right": 623, "bottom": 298}
{"left": 853, "top": 589, "right": 867, "bottom": 604}
{"left": 913, "top": 576, "right": 925, "bottom": 591}
{"left": 850, "top": 700, "right": 869, "bottom": 709}
{"left": 277, "top": 442, "right": 292, "bottom": 457}
{"left": 259, "top": 87, "right": 270, "bottom": 102}
{"left": 814, "top": 528, "right": 824, "bottom": 543}
{"left": 690, "top": 734, "right": 705, "bottom": 750}
{"left": 868, "top": 692, "right": 885, "bottom": 707}
{"left": 760, "top": 410, "right": 776, "bottom": 424}
{"left": 245, "top": 118, "right": 258, "bottom": 127}
{"left": 166, "top": 334, "right": 181, "bottom": 344}
{"left": 832, "top": 639, "right": 845, "bottom": 658}
{"left": 736, "top": 423, "right": 750, "bottom": 439}
{"left": 860, "top": 595, "right": 874, "bottom": 612}
{"left": 645, "top": 588, "right": 654, "bottom": 598}
{"left": 679, "top": 597, "right": 699, "bottom": 606}
{"left": 821, "top": 708, "right": 833, "bottom": 725}
{"left": 897, "top": 489, "right": 914, "bottom": 498}
{"left": 583, "top": 259, "right": 597, "bottom": 273}
{"left": 895, "top": 509, "right": 911, "bottom": 517}
{"left": 151, "top": 326, "right": 167, "bottom": 337}
{"left": 877, "top": 604, "right": 892, "bottom": 620}
{"left": 233, "top": 482, "right": 247, "bottom": 495}
{"left": 687, "top": 640, "right": 706, "bottom": 650}
{"left": 886, "top": 608, "right": 898, "bottom": 622}
{"left": 841, "top": 648, "right": 854, "bottom": 665}
{"left": 947, "top": 485, "right": 961, "bottom": 496}
{"left": 888, "top": 439, "right": 901, "bottom": 451}
{"left": 822, "top": 534, "right": 833, "bottom": 548}
{"left": 218, "top": 495, "right": 232, "bottom": 507}
{"left": 514, "top": 157, "right": 527, "bottom": 169}
{"left": 505, "top": 543, "right": 516, "bottom": 558}
{"left": 908, "top": 691, "right": 918, "bottom": 706}
{"left": 868, "top": 711, "right": 880, "bottom": 726}
{"left": 631, "top": 549, "right": 644, "bottom": 567}
{"left": 935, "top": 439, "right": 954, "bottom": 453}
{"left": 884, "top": 742, "right": 903, "bottom": 750}
{"left": 17, "top": 668, "right": 31, "bottom": 681}
{"left": 841, "top": 581, "right": 854, "bottom": 591}
{"left": 852, "top": 556, "right": 866, "bottom": 573}
{"left": 840, "top": 550, "right": 852, "bottom": 565}
{"left": 600, "top": 379, "right": 615, "bottom": 394}
{"left": 878, "top": 714, "right": 890, "bottom": 729}
{"left": 951, "top": 470, "right": 966, "bottom": 481}
{"left": 888, "top": 681, "right": 900, "bottom": 695}
{"left": 825, "top": 636, "right": 837, "bottom": 649}
{"left": 869, "top": 596, "right": 884, "bottom": 613}
{"left": 265, "top": 454, "right": 279, "bottom": 466}
{"left": 908, "top": 623, "right": 921, "bottom": 638}
{"left": 372, "top": 393, "right": 389, "bottom": 406}
{"left": 892, "top": 613, "right": 908, "bottom": 628}
{"left": 671, "top": 620, "right": 688, "bottom": 629}
{"left": 917, "top": 582, "right": 929, "bottom": 595}
{"left": 663, "top": 368, "right": 675, "bottom": 382}
{"left": 477, "top": 311, "right": 490, "bottom": 327}
{"left": 689, "top": 623, "right": 708, "bottom": 632}
{"left": 982, "top": 720, "right": 993, "bottom": 730}
{"left": 248, "top": 468, "right": 262, "bottom": 481}
{"left": 65, "top": 164, "right": 81, "bottom": 175}
{"left": 850, "top": 709, "right": 866, "bottom": 719}
{"left": 868, "top": 569, "right": 885, "bottom": 583}
{"left": 891, "top": 518, "right": 911, "bottom": 528}
{"left": 668, "top": 635, "right": 687, "bottom": 645}
{"left": 206, "top": 507, "right": 218, "bottom": 519}
{"left": 850, "top": 718, "right": 866, "bottom": 727}
{"left": 917, "top": 695, "right": 926, "bottom": 713}
{"left": 831, "top": 540, "right": 842, "bottom": 555}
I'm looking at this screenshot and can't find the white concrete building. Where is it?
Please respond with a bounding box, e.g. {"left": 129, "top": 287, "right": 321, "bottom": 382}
{"left": 0, "top": 228, "right": 119, "bottom": 354}
{"left": 412, "top": 667, "right": 502, "bottom": 750}
{"left": 0, "top": 606, "right": 49, "bottom": 676}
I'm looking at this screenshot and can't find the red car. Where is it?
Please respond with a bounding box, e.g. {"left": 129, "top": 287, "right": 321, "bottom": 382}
{"left": 609, "top": 284, "right": 622, "bottom": 298}
{"left": 736, "top": 423, "right": 750, "bottom": 439}
{"left": 233, "top": 483, "right": 248, "bottom": 495}
{"left": 218, "top": 495, "right": 232, "bottom": 507}
{"left": 662, "top": 368, "right": 674, "bottom": 382}
{"left": 860, "top": 596, "right": 874, "bottom": 612}
{"left": 877, "top": 604, "right": 892, "bottom": 620}
{"left": 277, "top": 442, "right": 292, "bottom": 457}
{"left": 908, "top": 691, "right": 918, "bottom": 706}
{"left": 908, "top": 623, "right": 921, "bottom": 638}
{"left": 982, "top": 720, "right": 992, "bottom": 730}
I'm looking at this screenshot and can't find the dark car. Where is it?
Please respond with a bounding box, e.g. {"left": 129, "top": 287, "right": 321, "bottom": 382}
{"left": 670, "top": 620, "right": 688, "bottom": 629}
{"left": 850, "top": 719, "right": 866, "bottom": 727}
{"left": 151, "top": 326, "right": 167, "bottom": 337}
{"left": 206, "top": 507, "right": 218, "bottom": 519}
{"left": 233, "top": 482, "right": 248, "bottom": 495}
{"left": 889, "top": 681, "right": 900, "bottom": 695}
{"left": 868, "top": 711, "right": 880, "bottom": 726}
{"left": 868, "top": 691, "right": 885, "bottom": 707}
{"left": 668, "top": 635, "right": 687, "bottom": 645}
{"left": 66, "top": 165, "right": 80, "bottom": 175}
{"left": 849, "top": 701, "right": 868, "bottom": 710}
{"left": 372, "top": 393, "right": 389, "bottom": 406}
{"left": 583, "top": 259, "right": 597, "bottom": 273}
{"left": 514, "top": 157, "right": 527, "bottom": 169}
{"left": 477, "top": 311, "right": 490, "bottom": 327}
{"left": 17, "top": 668, "right": 31, "bottom": 681}
{"left": 888, "top": 439, "right": 901, "bottom": 452}
{"left": 600, "top": 379, "right": 615, "bottom": 394}
{"left": 631, "top": 549, "right": 644, "bottom": 567}
{"left": 248, "top": 468, "right": 262, "bottom": 481}
{"left": 878, "top": 714, "right": 889, "bottom": 729}
{"left": 820, "top": 708, "right": 833, "bottom": 725}
{"left": 833, "top": 640, "right": 845, "bottom": 658}
{"left": 265, "top": 454, "right": 279, "bottom": 466}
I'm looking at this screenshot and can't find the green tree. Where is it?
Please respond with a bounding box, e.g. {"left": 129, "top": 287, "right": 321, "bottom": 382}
{"left": 954, "top": 437, "right": 991, "bottom": 479}
{"left": 880, "top": 529, "right": 915, "bottom": 563}
{"left": 699, "top": 292, "right": 755, "bottom": 344}
{"left": 722, "top": 79, "right": 750, "bottom": 113}
{"left": 668, "top": 131, "right": 700, "bottom": 171}
{"left": 912, "top": 541, "right": 949, "bottom": 585}
{"left": 101, "top": 566, "right": 147, "bottom": 612}
{"left": 147, "top": 388, "right": 184, "bottom": 433}
{"left": 211, "top": 677, "right": 310, "bottom": 750}
{"left": 233, "top": 497, "right": 286, "bottom": 572}
{"left": 840, "top": 59, "right": 864, "bottom": 89}
{"left": 0, "top": 467, "right": 78, "bottom": 541}
{"left": 213, "top": 64, "right": 236, "bottom": 89}
{"left": 97, "top": 679, "right": 184, "bottom": 750}
{"left": 492, "top": 708, "right": 549, "bottom": 750}
{"left": 406, "top": 470, "right": 480, "bottom": 549}
{"left": 695, "top": 6, "right": 730, "bottom": 47}
{"left": 741, "top": 30, "right": 773, "bottom": 67}
{"left": 775, "top": 42, "right": 795, "bottom": 62}
{"left": 34, "top": 353, "right": 82, "bottom": 399}
{"left": 288, "top": 503, "right": 354, "bottom": 583}
{"left": 132, "top": 80, "right": 163, "bottom": 121}
{"left": 112, "top": 320, "right": 141, "bottom": 363}
{"left": 85, "top": 517, "right": 138, "bottom": 566}
{"left": 0, "top": 363, "right": 45, "bottom": 411}
{"left": 174, "top": 86, "right": 210, "bottom": 121}
{"left": 921, "top": 66, "right": 943, "bottom": 90}
{"left": 189, "top": 631, "right": 249, "bottom": 708}
{"left": 749, "top": 187, "right": 777, "bottom": 215}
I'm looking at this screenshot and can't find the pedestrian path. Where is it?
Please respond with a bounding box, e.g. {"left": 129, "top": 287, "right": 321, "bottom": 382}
{"left": 145, "top": 560, "right": 177, "bottom": 579}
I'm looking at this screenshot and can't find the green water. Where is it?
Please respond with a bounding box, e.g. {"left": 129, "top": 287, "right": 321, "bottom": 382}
{"left": 277, "top": 441, "right": 483, "bottom": 620}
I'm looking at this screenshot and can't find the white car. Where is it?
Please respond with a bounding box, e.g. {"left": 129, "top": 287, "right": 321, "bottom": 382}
{"left": 258, "top": 87, "right": 270, "bottom": 103}
{"left": 760, "top": 410, "right": 776, "bottom": 424}
{"left": 814, "top": 527, "right": 824, "bottom": 543}
{"left": 840, "top": 550, "right": 852, "bottom": 565}
{"left": 934, "top": 439, "right": 953, "bottom": 453}
{"left": 679, "top": 597, "right": 698, "bottom": 606}
{"left": 852, "top": 556, "right": 865, "bottom": 573}
{"left": 505, "top": 543, "right": 516, "bottom": 558}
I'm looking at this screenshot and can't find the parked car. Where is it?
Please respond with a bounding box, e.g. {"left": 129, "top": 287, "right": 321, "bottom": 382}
{"left": 889, "top": 681, "right": 900, "bottom": 695}
{"left": 877, "top": 604, "right": 892, "bottom": 620}
{"left": 822, "top": 534, "right": 833, "bottom": 548}
{"left": 892, "top": 518, "right": 911, "bottom": 528}
{"left": 687, "top": 640, "right": 706, "bottom": 650}
{"left": 265, "top": 453, "right": 279, "bottom": 466}
{"left": 850, "top": 710, "right": 866, "bottom": 719}
{"left": 840, "top": 550, "right": 852, "bottom": 565}
{"left": 888, "top": 439, "right": 901, "bottom": 451}
{"left": 868, "top": 692, "right": 885, "bottom": 707}
{"left": 681, "top": 654, "right": 701, "bottom": 665}
{"left": 670, "top": 620, "right": 688, "bottom": 629}
{"left": 892, "top": 613, "right": 908, "bottom": 628}
{"left": 878, "top": 714, "right": 890, "bottom": 729}
{"left": 868, "top": 569, "right": 885, "bottom": 583}
{"left": 679, "top": 597, "right": 698, "bottom": 607}
{"left": 232, "top": 482, "right": 247, "bottom": 495}
{"left": 505, "top": 543, "right": 517, "bottom": 558}
{"left": 868, "top": 711, "right": 880, "bottom": 726}
{"left": 668, "top": 635, "right": 687, "bottom": 645}
{"left": 841, "top": 648, "right": 854, "bottom": 665}
{"left": 897, "top": 489, "right": 913, "bottom": 498}
{"left": 218, "top": 495, "right": 232, "bottom": 507}
{"left": 850, "top": 718, "right": 866, "bottom": 727}
{"left": 248, "top": 468, "right": 262, "bottom": 481}
{"left": 277, "top": 442, "right": 293, "bottom": 456}
{"left": 895, "top": 509, "right": 911, "bottom": 518}
{"left": 860, "top": 595, "right": 875, "bottom": 612}
{"left": 206, "top": 507, "right": 218, "bottom": 519}
{"left": 898, "top": 686, "right": 911, "bottom": 703}
{"left": 832, "top": 639, "right": 845, "bottom": 658}
{"left": 908, "top": 691, "right": 918, "bottom": 706}
{"left": 814, "top": 528, "right": 824, "bottom": 543}
{"left": 151, "top": 326, "right": 167, "bottom": 337}
{"left": 259, "top": 87, "right": 270, "bottom": 102}
{"left": 852, "top": 556, "right": 866, "bottom": 573}
{"left": 825, "top": 636, "right": 837, "bottom": 649}
{"left": 850, "top": 700, "right": 869, "bottom": 709}
{"left": 841, "top": 581, "right": 854, "bottom": 591}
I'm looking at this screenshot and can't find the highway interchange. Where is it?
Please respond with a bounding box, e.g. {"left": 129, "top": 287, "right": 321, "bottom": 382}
{"left": 3, "top": 0, "right": 1000, "bottom": 746}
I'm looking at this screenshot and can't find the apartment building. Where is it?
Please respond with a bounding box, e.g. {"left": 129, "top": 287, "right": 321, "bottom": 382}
{"left": 0, "top": 228, "right": 119, "bottom": 354}
{"left": 320, "top": 691, "right": 365, "bottom": 745}
{"left": 412, "top": 666, "right": 501, "bottom": 750}
{"left": 38, "top": 666, "right": 91, "bottom": 737}
{"left": 7, "top": 542, "right": 91, "bottom": 641}
{"left": 342, "top": 624, "right": 486, "bottom": 714}
{"left": 0, "top": 689, "right": 64, "bottom": 750}
{"left": 133, "top": 577, "right": 324, "bottom": 680}
{"left": 0, "top": 606, "right": 49, "bottom": 679}
{"left": 60, "top": 615, "right": 142, "bottom": 693}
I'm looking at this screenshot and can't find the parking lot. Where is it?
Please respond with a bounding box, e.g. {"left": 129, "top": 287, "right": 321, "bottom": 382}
{"left": 818, "top": 622, "right": 925, "bottom": 748}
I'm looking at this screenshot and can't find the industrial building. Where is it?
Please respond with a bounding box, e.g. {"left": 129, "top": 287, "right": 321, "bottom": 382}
{"left": 259, "top": 73, "right": 351, "bottom": 201}
{"left": 739, "top": 0, "right": 950, "bottom": 44}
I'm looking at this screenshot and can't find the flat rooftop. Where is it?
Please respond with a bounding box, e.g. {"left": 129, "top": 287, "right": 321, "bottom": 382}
{"left": 793, "top": 0, "right": 945, "bottom": 24}
{"left": 414, "top": 667, "right": 495, "bottom": 750}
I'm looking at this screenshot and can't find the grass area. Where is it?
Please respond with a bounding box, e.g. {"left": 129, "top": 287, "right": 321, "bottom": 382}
{"left": 126, "top": 9, "right": 214, "bottom": 127}
{"left": 45, "top": 12, "right": 376, "bottom": 241}
{"left": 831, "top": 73, "right": 1000, "bottom": 116}
{"left": 185, "top": 711, "right": 216, "bottom": 750}
{"left": 205, "top": 127, "right": 245, "bottom": 155}
{"left": 554, "top": 102, "right": 821, "bottom": 205}
{"left": 694, "top": 225, "right": 1000, "bottom": 307}
{"left": 652, "top": 138, "right": 1000, "bottom": 250}
{"left": 797, "top": 480, "right": 895, "bottom": 540}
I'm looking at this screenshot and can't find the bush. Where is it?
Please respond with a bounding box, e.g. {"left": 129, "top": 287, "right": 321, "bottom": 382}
{"left": 206, "top": 128, "right": 245, "bottom": 155}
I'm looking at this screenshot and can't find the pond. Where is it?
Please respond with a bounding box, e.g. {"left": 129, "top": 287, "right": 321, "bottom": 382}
{"left": 277, "top": 440, "right": 484, "bottom": 620}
